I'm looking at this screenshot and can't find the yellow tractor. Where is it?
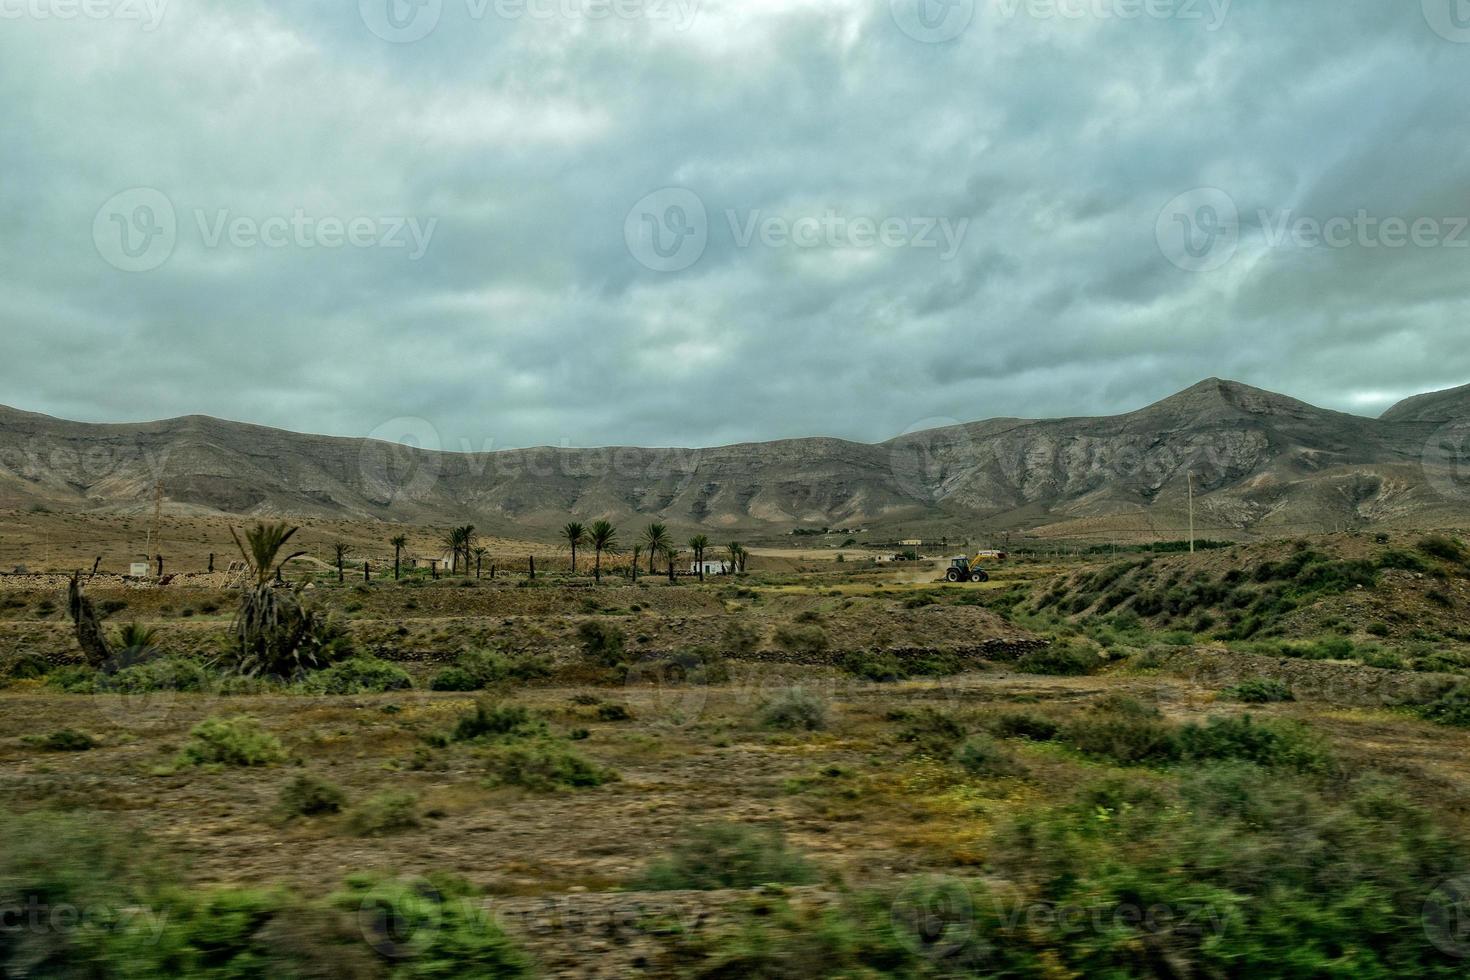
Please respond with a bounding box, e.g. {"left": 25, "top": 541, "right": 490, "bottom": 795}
{"left": 944, "top": 550, "right": 1007, "bottom": 583}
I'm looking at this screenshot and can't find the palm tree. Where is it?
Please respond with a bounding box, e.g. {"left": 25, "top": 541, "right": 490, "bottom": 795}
{"left": 232, "top": 523, "right": 307, "bottom": 587}
{"left": 727, "top": 542, "right": 744, "bottom": 576}
{"left": 332, "top": 541, "right": 350, "bottom": 583}
{"left": 563, "top": 522, "right": 588, "bottom": 574}
{"left": 664, "top": 546, "right": 679, "bottom": 583}
{"left": 688, "top": 534, "right": 710, "bottom": 582}
{"left": 390, "top": 534, "right": 407, "bottom": 580}
{"left": 643, "top": 523, "right": 670, "bottom": 574}
{"left": 459, "top": 525, "right": 477, "bottom": 576}
{"left": 630, "top": 544, "right": 641, "bottom": 582}
{"left": 589, "top": 520, "right": 617, "bottom": 584}
{"left": 473, "top": 546, "right": 488, "bottom": 578}
{"left": 441, "top": 527, "right": 462, "bottom": 574}
{"left": 228, "top": 522, "right": 326, "bottom": 678}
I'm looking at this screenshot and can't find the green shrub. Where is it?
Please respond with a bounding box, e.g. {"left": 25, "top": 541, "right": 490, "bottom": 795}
{"left": 1, "top": 653, "right": 48, "bottom": 680}
{"left": 104, "top": 657, "right": 214, "bottom": 693}
{"left": 1176, "top": 716, "right": 1333, "bottom": 774}
{"left": 895, "top": 707, "right": 966, "bottom": 756}
{"left": 760, "top": 687, "right": 828, "bottom": 731}
{"left": 482, "top": 740, "right": 616, "bottom": 791}
{"left": 430, "top": 648, "right": 555, "bottom": 691}
{"left": 297, "top": 656, "right": 412, "bottom": 694}
{"left": 596, "top": 702, "right": 633, "bottom": 721}
{"left": 1062, "top": 702, "right": 1180, "bottom": 765}
{"left": 334, "top": 876, "right": 529, "bottom": 976}
{"left": 953, "top": 735, "right": 1026, "bottom": 778}
{"left": 578, "top": 620, "right": 626, "bottom": 667}
{"left": 1378, "top": 549, "right": 1430, "bottom": 572}
{"left": 1421, "top": 683, "right": 1470, "bottom": 727}
{"left": 1418, "top": 535, "right": 1467, "bottom": 563}
{"left": 346, "top": 791, "right": 421, "bottom": 836}
{"left": 176, "top": 716, "right": 287, "bottom": 768}
{"left": 984, "top": 767, "right": 1467, "bottom": 977}
{"left": 1016, "top": 639, "right": 1100, "bottom": 676}
{"left": 45, "top": 665, "right": 100, "bottom": 693}
{"left": 277, "top": 774, "right": 346, "bottom": 818}
{"left": 1222, "top": 678, "right": 1295, "bottom": 704}
{"left": 447, "top": 702, "right": 547, "bottom": 743}
{"left": 428, "top": 666, "right": 482, "bottom": 692}
{"left": 24, "top": 728, "right": 96, "bottom": 752}
{"left": 840, "top": 649, "right": 907, "bottom": 682}
{"left": 991, "top": 711, "right": 1060, "bottom": 742}
{"left": 635, "top": 823, "right": 816, "bottom": 891}
{"left": 773, "top": 624, "right": 830, "bottom": 657}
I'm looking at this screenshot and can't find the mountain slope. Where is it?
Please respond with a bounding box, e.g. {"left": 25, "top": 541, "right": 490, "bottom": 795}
{"left": 0, "top": 380, "right": 1466, "bottom": 537}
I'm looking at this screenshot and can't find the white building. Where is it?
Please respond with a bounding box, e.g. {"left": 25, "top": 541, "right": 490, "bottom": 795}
{"left": 690, "top": 559, "right": 732, "bottom": 575}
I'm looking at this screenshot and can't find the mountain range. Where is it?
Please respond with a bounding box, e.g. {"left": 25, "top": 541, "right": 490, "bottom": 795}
{"left": 2, "top": 379, "right": 1469, "bottom": 541}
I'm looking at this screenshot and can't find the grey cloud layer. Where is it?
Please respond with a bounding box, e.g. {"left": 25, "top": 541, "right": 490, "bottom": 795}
{"left": 2, "top": 0, "right": 1468, "bottom": 451}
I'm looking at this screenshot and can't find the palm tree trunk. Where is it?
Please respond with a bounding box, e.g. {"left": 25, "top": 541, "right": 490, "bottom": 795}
{"left": 571, "top": 544, "right": 577, "bottom": 574}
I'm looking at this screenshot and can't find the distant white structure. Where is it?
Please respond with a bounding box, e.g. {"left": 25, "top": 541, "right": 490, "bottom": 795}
{"left": 690, "top": 559, "right": 732, "bottom": 575}
{"left": 128, "top": 562, "right": 152, "bottom": 577}
{"left": 901, "top": 539, "right": 925, "bottom": 547}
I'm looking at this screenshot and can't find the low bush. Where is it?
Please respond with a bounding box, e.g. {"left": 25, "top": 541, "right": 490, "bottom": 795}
{"left": 1177, "top": 716, "right": 1334, "bottom": 774}
{"left": 895, "top": 707, "right": 967, "bottom": 756}
{"left": 840, "top": 649, "right": 907, "bottom": 682}
{"left": 296, "top": 656, "right": 412, "bottom": 695}
{"left": 635, "top": 823, "right": 816, "bottom": 891}
{"left": 596, "top": 703, "right": 633, "bottom": 721}
{"left": 1418, "top": 535, "right": 1467, "bottom": 563}
{"left": 1221, "top": 677, "right": 1295, "bottom": 703}
{"left": 991, "top": 711, "right": 1060, "bottom": 742}
{"left": 481, "top": 740, "right": 616, "bottom": 791}
{"left": 430, "top": 648, "right": 554, "bottom": 691}
{"left": 346, "top": 791, "right": 422, "bottom": 836}
{"left": 444, "top": 702, "right": 547, "bottom": 743}
{"left": 759, "top": 687, "right": 828, "bottom": 731}
{"left": 24, "top": 728, "right": 96, "bottom": 752}
{"left": 772, "top": 624, "right": 830, "bottom": 657}
{"left": 102, "top": 657, "right": 214, "bottom": 694}
{"left": 277, "top": 774, "right": 347, "bottom": 818}
{"left": 578, "top": 620, "right": 626, "bottom": 668}
{"left": 176, "top": 716, "right": 287, "bottom": 768}
{"left": 1016, "top": 639, "right": 1100, "bottom": 676}
{"left": 1420, "top": 683, "right": 1470, "bottom": 727}
{"left": 953, "top": 734, "right": 1026, "bottom": 778}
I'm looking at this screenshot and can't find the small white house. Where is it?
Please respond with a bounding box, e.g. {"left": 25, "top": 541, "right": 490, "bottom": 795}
{"left": 690, "top": 559, "right": 732, "bottom": 575}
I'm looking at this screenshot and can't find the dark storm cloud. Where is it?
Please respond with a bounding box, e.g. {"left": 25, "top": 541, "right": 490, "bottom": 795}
{"left": 2, "top": 0, "right": 1468, "bottom": 451}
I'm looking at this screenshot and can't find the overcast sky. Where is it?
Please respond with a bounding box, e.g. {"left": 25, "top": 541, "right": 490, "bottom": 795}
{"left": 3, "top": 0, "right": 1469, "bottom": 452}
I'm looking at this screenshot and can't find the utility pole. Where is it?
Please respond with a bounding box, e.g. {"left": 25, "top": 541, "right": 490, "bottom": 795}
{"left": 1188, "top": 471, "right": 1196, "bottom": 554}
